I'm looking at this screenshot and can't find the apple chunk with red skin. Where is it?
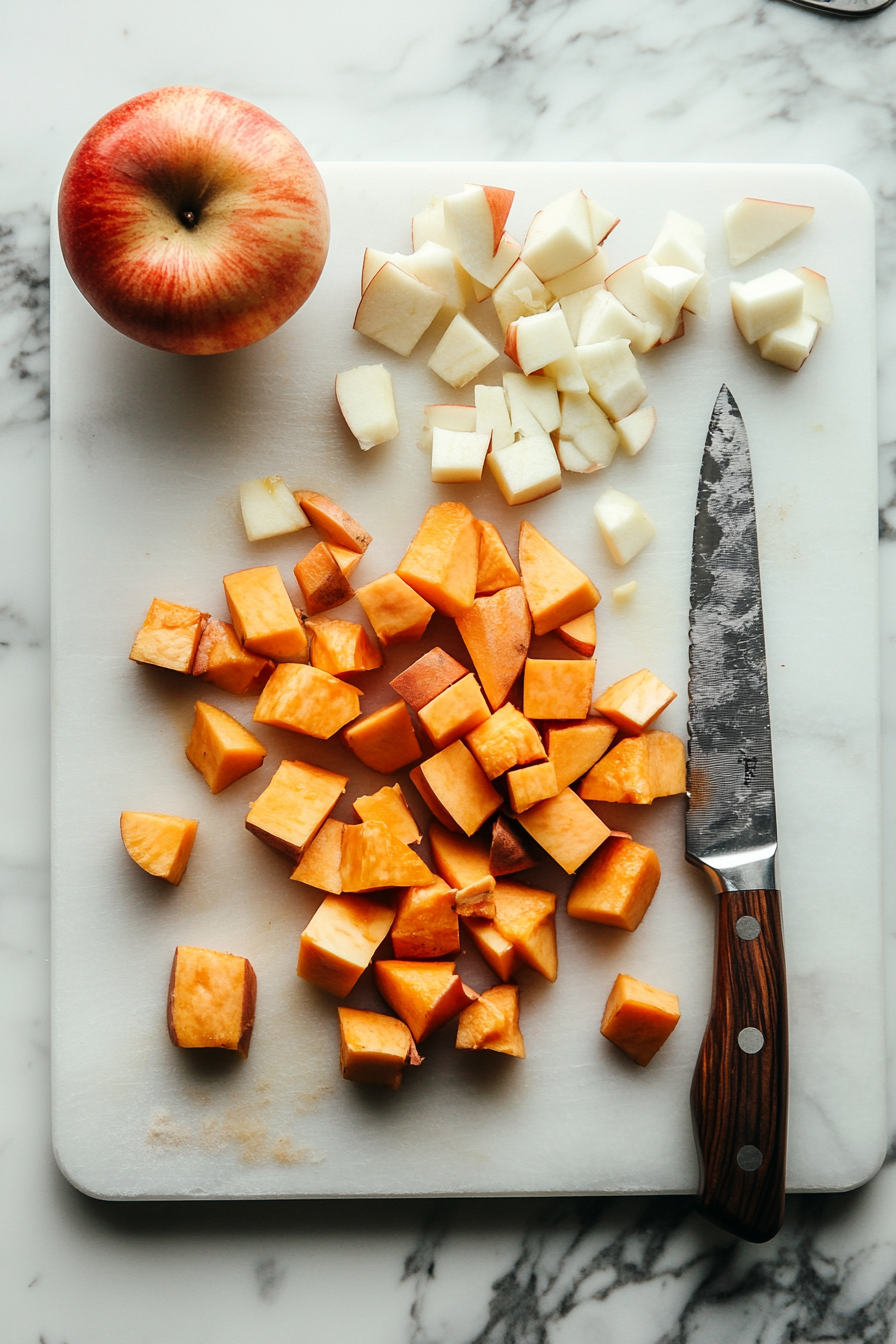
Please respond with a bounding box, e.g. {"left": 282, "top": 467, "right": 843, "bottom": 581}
{"left": 58, "top": 86, "right": 329, "bottom": 354}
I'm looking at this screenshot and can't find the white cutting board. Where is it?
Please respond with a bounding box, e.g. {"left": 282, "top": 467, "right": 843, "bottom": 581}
{"left": 50, "top": 162, "right": 885, "bottom": 1200}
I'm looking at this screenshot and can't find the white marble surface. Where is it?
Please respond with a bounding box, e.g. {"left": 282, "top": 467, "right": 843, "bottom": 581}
{"left": 4, "top": 0, "right": 896, "bottom": 1338}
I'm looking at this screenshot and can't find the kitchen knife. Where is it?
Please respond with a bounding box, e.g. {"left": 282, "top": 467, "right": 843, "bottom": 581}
{"left": 686, "top": 385, "right": 788, "bottom": 1244}
{"left": 779, "top": 0, "right": 894, "bottom": 13}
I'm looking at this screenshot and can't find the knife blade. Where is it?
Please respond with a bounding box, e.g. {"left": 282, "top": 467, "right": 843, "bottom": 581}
{"left": 779, "top": 0, "right": 894, "bottom": 15}
{"left": 686, "top": 385, "right": 788, "bottom": 1244}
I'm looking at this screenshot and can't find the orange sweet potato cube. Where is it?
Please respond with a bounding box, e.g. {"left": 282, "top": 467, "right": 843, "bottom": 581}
{"left": 523, "top": 659, "right": 595, "bottom": 720}
{"left": 374, "top": 960, "right": 478, "bottom": 1041}
{"left": 295, "top": 542, "right": 354, "bottom": 616}
{"left": 356, "top": 573, "right": 435, "bottom": 646}
{"left": 342, "top": 700, "right": 422, "bottom": 773}
{"left": 601, "top": 973, "right": 680, "bottom": 1066}
{"left": 454, "top": 875, "right": 496, "bottom": 919}
{"left": 489, "top": 814, "right": 540, "bottom": 876}
{"left": 557, "top": 609, "right": 596, "bottom": 658}
{"left": 391, "top": 878, "right": 460, "bottom": 958}
{"left": 461, "top": 917, "right": 519, "bottom": 981}
{"left": 338, "top": 1007, "right": 419, "bottom": 1089}
{"left": 568, "top": 836, "right": 661, "bottom": 931}
{"left": 253, "top": 663, "right": 361, "bottom": 738}
{"left": 307, "top": 615, "right": 382, "bottom": 676}
{"left": 465, "top": 703, "right": 545, "bottom": 779}
{"left": 223, "top": 566, "right": 308, "bottom": 661}
{"left": 409, "top": 768, "right": 461, "bottom": 831}
{"left": 290, "top": 817, "right": 346, "bottom": 893}
{"left": 293, "top": 491, "right": 372, "bottom": 553}
{"left": 419, "top": 740, "right": 502, "bottom": 836}
{"left": 545, "top": 718, "right": 616, "bottom": 790}
{"left": 245, "top": 759, "right": 347, "bottom": 859}
{"left": 353, "top": 784, "right": 421, "bottom": 845}
{"left": 493, "top": 880, "right": 558, "bottom": 981}
{"left": 514, "top": 787, "right": 610, "bottom": 874}
{"left": 167, "top": 945, "right": 256, "bottom": 1056}
{"left": 121, "top": 811, "right": 198, "bottom": 884}
{"left": 329, "top": 544, "right": 364, "bottom": 580}
{"left": 580, "top": 730, "right": 685, "bottom": 804}
{"left": 475, "top": 520, "right": 521, "bottom": 595}
{"left": 185, "top": 700, "right": 267, "bottom": 794}
{"left": 193, "top": 618, "right": 273, "bottom": 695}
{"left": 340, "top": 820, "right": 434, "bottom": 891}
{"left": 456, "top": 586, "right": 532, "bottom": 711}
{"left": 506, "top": 760, "right": 560, "bottom": 812}
{"left": 129, "top": 598, "right": 207, "bottom": 673}
{"left": 390, "top": 647, "right": 469, "bottom": 711}
{"left": 518, "top": 521, "right": 601, "bottom": 635}
{"left": 396, "top": 501, "right": 480, "bottom": 618}
{"left": 592, "top": 668, "right": 676, "bottom": 733}
{"left": 456, "top": 984, "right": 525, "bottom": 1057}
{"left": 646, "top": 730, "right": 687, "bottom": 798}
{"left": 429, "top": 822, "right": 492, "bottom": 887}
{"left": 298, "top": 894, "right": 395, "bottom": 997}
{"left": 418, "top": 674, "right": 491, "bottom": 749}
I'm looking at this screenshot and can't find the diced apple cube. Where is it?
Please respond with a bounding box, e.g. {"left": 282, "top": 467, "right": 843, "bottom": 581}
{"left": 465, "top": 703, "right": 546, "bottom": 779}
{"left": 335, "top": 364, "right": 399, "bottom": 451}
{"left": 576, "top": 340, "right": 648, "bottom": 422}
{"left": 353, "top": 260, "right": 442, "bottom": 356}
{"left": 592, "top": 668, "right": 676, "bottom": 733}
{"left": 521, "top": 189, "right": 596, "bottom": 282}
{"left": 642, "top": 264, "right": 700, "bottom": 313}
{"left": 542, "top": 348, "right": 589, "bottom": 395}
{"left": 757, "top": 315, "right": 820, "bottom": 372}
{"left": 428, "top": 314, "right": 500, "bottom": 388}
{"left": 399, "top": 240, "right": 474, "bottom": 316}
{"left": 338, "top": 1007, "right": 419, "bottom": 1089}
{"left": 456, "top": 984, "right": 524, "bottom": 1057}
{"left": 223, "top": 566, "right": 307, "bottom": 662}
{"left": 391, "top": 879, "right": 459, "bottom": 959}
{"left": 503, "top": 371, "right": 561, "bottom": 435}
{"left": 418, "top": 740, "right": 502, "bottom": 836}
{"left": 489, "top": 435, "right": 561, "bottom": 507}
{"left": 239, "top": 475, "right": 310, "bottom": 541}
{"left": 474, "top": 384, "right": 514, "bottom": 451}
{"left": 514, "top": 787, "right": 610, "bottom": 874}
{"left": 129, "top": 597, "right": 208, "bottom": 674}
{"left": 729, "top": 269, "right": 804, "bottom": 345}
{"left": 353, "top": 783, "right": 421, "bottom": 846}
{"left": 253, "top": 663, "right": 361, "bottom": 738}
{"left": 508, "top": 308, "right": 575, "bottom": 376}
{"left": 649, "top": 211, "right": 707, "bottom": 272}
{"left": 558, "top": 390, "right": 619, "bottom": 472}
{"left": 600, "top": 973, "right": 680, "bottom": 1066}
{"left": 342, "top": 699, "right": 422, "bottom": 773}
{"left": 547, "top": 249, "right": 609, "bottom": 299}
{"left": 557, "top": 609, "right": 596, "bottom": 657}
{"left": 390, "top": 646, "right": 470, "bottom": 711}
{"left": 418, "top": 673, "right": 491, "bottom": 750}
{"left": 792, "top": 267, "right": 833, "bottom": 326}
{"left": 193, "top": 619, "right": 273, "bottom": 696}
{"left": 167, "top": 945, "right": 256, "bottom": 1056}
{"left": 559, "top": 285, "right": 603, "bottom": 345}
{"left": 545, "top": 718, "right": 616, "bottom": 790}
{"left": 397, "top": 501, "right": 480, "bottom": 618}
{"left": 298, "top": 893, "right": 395, "bottom": 997}
{"left": 456, "top": 586, "right": 532, "bottom": 711}
{"left": 518, "top": 519, "right": 600, "bottom": 635}
{"left": 576, "top": 288, "right": 660, "bottom": 356}
{"left": 585, "top": 196, "right": 619, "bottom": 246}
{"left": 724, "top": 197, "right": 814, "bottom": 268}
{"left": 293, "top": 492, "right": 372, "bottom": 554}
{"left": 605, "top": 256, "right": 682, "bottom": 344}
{"left": 245, "top": 759, "right": 347, "bottom": 859}
{"left": 121, "top": 811, "right": 198, "bottom": 884}
{"left": 374, "top": 960, "right": 478, "bottom": 1042}
{"left": 474, "top": 519, "right": 520, "bottom": 594}
{"left": 442, "top": 184, "right": 516, "bottom": 286}
{"left": 614, "top": 405, "right": 656, "bottom": 458}
{"left": 290, "top": 817, "right": 346, "bottom": 894}
{"left": 613, "top": 581, "right": 638, "bottom": 604}
{"left": 431, "top": 427, "right": 491, "bottom": 483}
{"left": 417, "top": 402, "right": 477, "bottom": 452}
{"left": 594, "top": 488, "right": 656, "bottom": 565}
{"left": 523, "top": 658, "right": 595, "bottom": 720}
{"left": 185, "top": 700, "right": 267, "bottom": 794}
{"left": 491, "top": 260, "right": 551, "bottom": 332}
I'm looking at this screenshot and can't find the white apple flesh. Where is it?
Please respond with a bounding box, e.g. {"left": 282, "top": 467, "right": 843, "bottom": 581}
{"left": 354, "top": 261, "right": 443, "bottom": 356}
{"left": 546, "top": 249, "right": 609, "bottom": 298}
{"left": 417, "top": 403, "right": 477, "bottom": 452}
{"left": 792, "top": 267, "right": 833, "bottom": 326}
{"left": 594, "top": 488, "right": 656, "bottom": 565}
{"left": 430, "top": 427, "right": 491, "bottom": 482}
{"left": 577, "top": 288, "right": 660, "bottom": 354}
{"left": 757, "top": 315, "right": 820, "bottom": 371}
{"left": 521, "top": 189, "right": 596, "bottom": 282}
{"left": 488, "top": 435, "right": 562, "bottom": 505}
{"left": 491, "top": 260, "right": 550, "bottom": 333}
{"left": 335, "top": 364, "right": 400, "bottom": 450}
{"left": 508, "top": 308, "right": 575, "bottom": 376}
{"left": 613, "top": 404, "right": 657, "bottom": 457}
{"left": 724, "top": 197, "right": 814, "bottom": 268}
{"left": 474, "top": 384, "right": 513, "bottom": 450}
{"left": 503, "top": 372, "right": 561, "bottom": 435}
{"left": 239, "top": 476, "right": 310, "bottom": 541}
{"left": 605, "top": 257, "right": 682, "bottom": 344}
{"left": 558, "top": 391, "right": 618, "bottom": 471}
{"left": 576, "top": 338, "right": 648, "bottom": 422}
{"left": 428, "top": 314, "right": 500, "bottom": 387}
{"left": 729, "top": 269, "right": 804, "bottom": 345}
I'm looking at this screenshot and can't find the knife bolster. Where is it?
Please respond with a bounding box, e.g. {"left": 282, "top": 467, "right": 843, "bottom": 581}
{"left": 687, "top": 842, "right": 777, "bottom": 894}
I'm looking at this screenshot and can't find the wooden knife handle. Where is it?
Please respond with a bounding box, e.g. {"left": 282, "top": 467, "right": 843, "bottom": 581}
{"left": 690, "top": 889, "right": 788, "bottom": 1243}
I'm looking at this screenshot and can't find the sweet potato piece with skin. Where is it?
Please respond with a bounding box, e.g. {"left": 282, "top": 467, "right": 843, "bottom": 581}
{"left": 420, "top": 740, "right": 502, "bottom": 836}
{"left": 343, "top": 700, "right": 422, "bottom": 773}
{"left": 523, "top": 659, "right": 595, "bottom": 720}
{"left": 514, "top": 787, "right": 610, "bottom": 874}
{"left": 558, "top": 609, "right": 596, "bottom": 658}
{"left": 246, "top": 759, "right": 348, "bottom": 860}
{"left": 418, "top": 674, "right": 491, "bottom": 749}
{"left": 391, "top": 878, "right": 460, "bottom": 958}
{"left": 356, "top": 573, "right": 435, "bottom": 646}
{"left": 390, "top": 647, "right": 470, "bottom": 711}
{"left": 396, "top": 501, "right": 480, "bottom": 618}
{"left": 475, "top": 519, "right": 521, "bottom": 594}
{"left": 410, "top": 768, "right": 462, "bottom": 832}
{"left": 329, "top": 544, "right": 363, "bottom": 580}
{"left": 185, "top": 701, "right": 267, "bottom": 794}
{"left": 293, "top": 491, "right": 372, "bottom": 554}
{"left": 568, "top": 836, "right": 661, "bottom": 931}
{"left": 338, "top": 1007, "right": 419, "bottom": 1089}
{"left": 223, "top": 566, "right": 307, "bottom": 662}
{"left": 290, "top": 818, "right": 345, "bottom": 893}
{"left": 461, "top": 917, "right": 519, "bottom": 981}
{"left": 518, "top": 521, "right": 601, "bottom": 635}
{"left": 340, "top": 821, "right": 434, "bottom": 891}
{"left": 545, "top": 718, "right": 616, "bottom": 791}
{"left": 374, "top": 960, "right": 478, "bottom": 1042}
{"left": 193, "top": 618, "right": 274, "bottom": 694}
{"left": 295, "top": 542, "right": 355, "bottom": 616}
{"left": 167, "top": 946, "right": 256, "bottom": 1056}
{"left": 601, "top": 973, "right": 680, "bottom": 1066}
{"left": 465, "top": 703, "right": 545, "bottom": 779}
{"left": 489, "top": 814, "right": 540, "bottom": 876}
{"left": 353, "top": 784, "right": 421, "bottom": 845}
{"left": 121, "top": 811, "right": 198, "bottom": 884}
{"left": 456, "top": 586, "right": 532, "bottom": 711}
{"left": 130, "top": 598, "right": 208, "bottom": 673}
{"left": 298, "top": 894, "right": 395, "bottom": 997}
{"left": 493, "top": 881, "right": 558, "bottom": 981}
{"left": 580, "top": 729, "right": 685, "bottom": 803}
{"left": 429, "top": 822, "right": 492, "bottom": 887}
{"left": 306, "top": 616, "right": 382, "bottom": 676}
{"left": 592, "top": 668, "right": 676, "bottom": 733}
{"left": 507, "top": 760, "right": 560, "bottom": 812}
{"left": 454, "top": 876, "right": 497, "bottom": 919}
{"left": 253, "top": 663, "right": 361, "bottom": 739}
{"left": 456, "top": 984, "right": 524, "bottom": 1057}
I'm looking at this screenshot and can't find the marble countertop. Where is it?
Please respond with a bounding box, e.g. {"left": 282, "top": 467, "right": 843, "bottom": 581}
{"left": 3, "top": 0, "right": 896, "bottom": 1338}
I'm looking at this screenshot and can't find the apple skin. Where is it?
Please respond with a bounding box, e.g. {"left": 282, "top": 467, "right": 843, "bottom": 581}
{"left": 58, "top": 86, "right": 329, "bottom": 355}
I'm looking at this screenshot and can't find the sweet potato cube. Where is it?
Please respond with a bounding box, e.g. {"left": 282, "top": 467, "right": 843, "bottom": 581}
{"left": 390, "top": 647, "right": 470, "bottom": 711}
{"left": 338, "top": 1007, "right": 418, "bottom": 1089}
{"left": 493, "top": 881, "right": 557, "bottom": 981}
{"left": 167, "top": 945, "right": 256, "bottom": 1056}
{"left": 298, "top": 894, "right": 395, "bottom": 997}
{"left": 329, "top": 544, "right": 363, "bottom": 580}
{"left": 290, "top": 818, "right": 345, "bottom": 893}
{"left": 342, "top": 700, "right": 422, "bottom": 773}
{"left": 419, "top": 740, "right": 502, "bottom": 836}
{"left": 396, "top": 501, "right": 480, "bottom": 618}
{"left": 120, "top": 811, "right": 198, "bottom": 884}
{"left": 223, "top": 566, "right": 308, "bottom": 662}
{"left": 306, "top": 615, "right": 381, "bottom": 676}
{"left": 592, "top": 668, "right": 676, "bottom": 733}
{"left": 580, "top": 729, "right": 685, "bottom": 803}
{"left": 558, "top": 609, "right": 596, "bottom": 658}
{"left": 353, "top": 784, "right": 421, "bottom": 845}
{"left": 545, "top": 718, "right": 616, "bottom": 790}
{"left": 514, "top": 787, "right": 610, "bottom": 873}
{"left": 475, "top": 520, "right": 521, "bottom": 595}
{"left": 601, "top": 973, "right": 680, "bottom": 1066}
{"left": 356, "top": 573, "right": 435, "bottom": 645}
{"left": 507, "top": 760, "right": 560, "bottom": 812}
{"left": 647, "top": 730, "right": 687, "bottom": 798}
{"left": 129, "top": 598, "right": 207, "bottom": 673}
{"left": 246, "top": 759, "right": 347, "bottom": 859}
{"left": 418, "top": 674, "right": 491, "bottom": 749}
{"left": 185, "top": 701, "right": 267, "bottom": 794}
{"left": 340, "top": 820, "right": 434, "bottom": 891}
{"left": 465, "top": 703, "right": 545, "bottom": 779}
{"left": 253, "top": 663, "right": 361, "bottom": 739}
{"left": 293, "top": 491, "right": 372, "bottom": 554}
{"left": 456, "top": 586, "right": 532, "bottom": 711}
{"left": 295, "top": 542, "right": 354, "bottom": 616}
{"left": 461, "top": 917, "right": 519, "bottom": 981}
{"left": 429, "top": 822, "right": 492, "bottom": 887}
{"left": 518, "top": 521, "right": 601, "bottom": 635}
{"left": 193, "top": 618, "right": 273, "bottom": 695}
{"left": 410, "top": 767, "right": 462, "bottom": 832}
{"left": 523, "top": 659, "right": 595, "bottom": 720}
{"left": 456, "top": 984, "right": 524, "bottom": 1057}
{"left": 391, "top": 878, "right": 460, "bottom": 958}
{"left": 374, "top": 960, "right": 478, "bottom": 1041}
{"left": 489, "top": 814, "right": 540, "bottom": 876}
{"left": 454, "top": 876, "right": 496, "bottom": 919}
{"left": 568, "top": 837, "right": 661, "bottom": 931}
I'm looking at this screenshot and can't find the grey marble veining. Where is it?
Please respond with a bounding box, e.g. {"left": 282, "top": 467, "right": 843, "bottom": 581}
{"left": 3, "top": 0, "right": 896, "bottom": 1338}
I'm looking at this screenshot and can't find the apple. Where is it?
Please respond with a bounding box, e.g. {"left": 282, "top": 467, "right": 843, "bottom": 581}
{"left": 724, "top": 197, "right": 814, "bottom": 268}
{"left": 594, "top": 487, "right": 656, "bottom": 565}
{"left": 729, "top": 268, "right": 804, "bottom": 344}
{"left": 576, "top": 338, "right": 648, "bottom": 422}
{"left": 58, "top": 86, "right": 329, "bottom": 355}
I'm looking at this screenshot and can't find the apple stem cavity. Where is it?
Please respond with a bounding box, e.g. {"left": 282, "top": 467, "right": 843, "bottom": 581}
{"left": 179, "top": 208, "right": 199, "bottom": 229}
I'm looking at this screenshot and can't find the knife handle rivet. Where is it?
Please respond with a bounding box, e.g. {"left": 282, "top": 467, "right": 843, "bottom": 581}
{"left": 735, "top": 915, "right": 761, "bottom": 941}
{"left": 737, "top": 1026, "right": 765, "bottom": 1054}
{"left": 736, "top": 1145, "right": 763, "bottom": 1172}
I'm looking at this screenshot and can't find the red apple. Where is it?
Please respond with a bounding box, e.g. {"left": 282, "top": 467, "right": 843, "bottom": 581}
{"left": 58, "top": 86, "right": 329, "bottom": 355}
